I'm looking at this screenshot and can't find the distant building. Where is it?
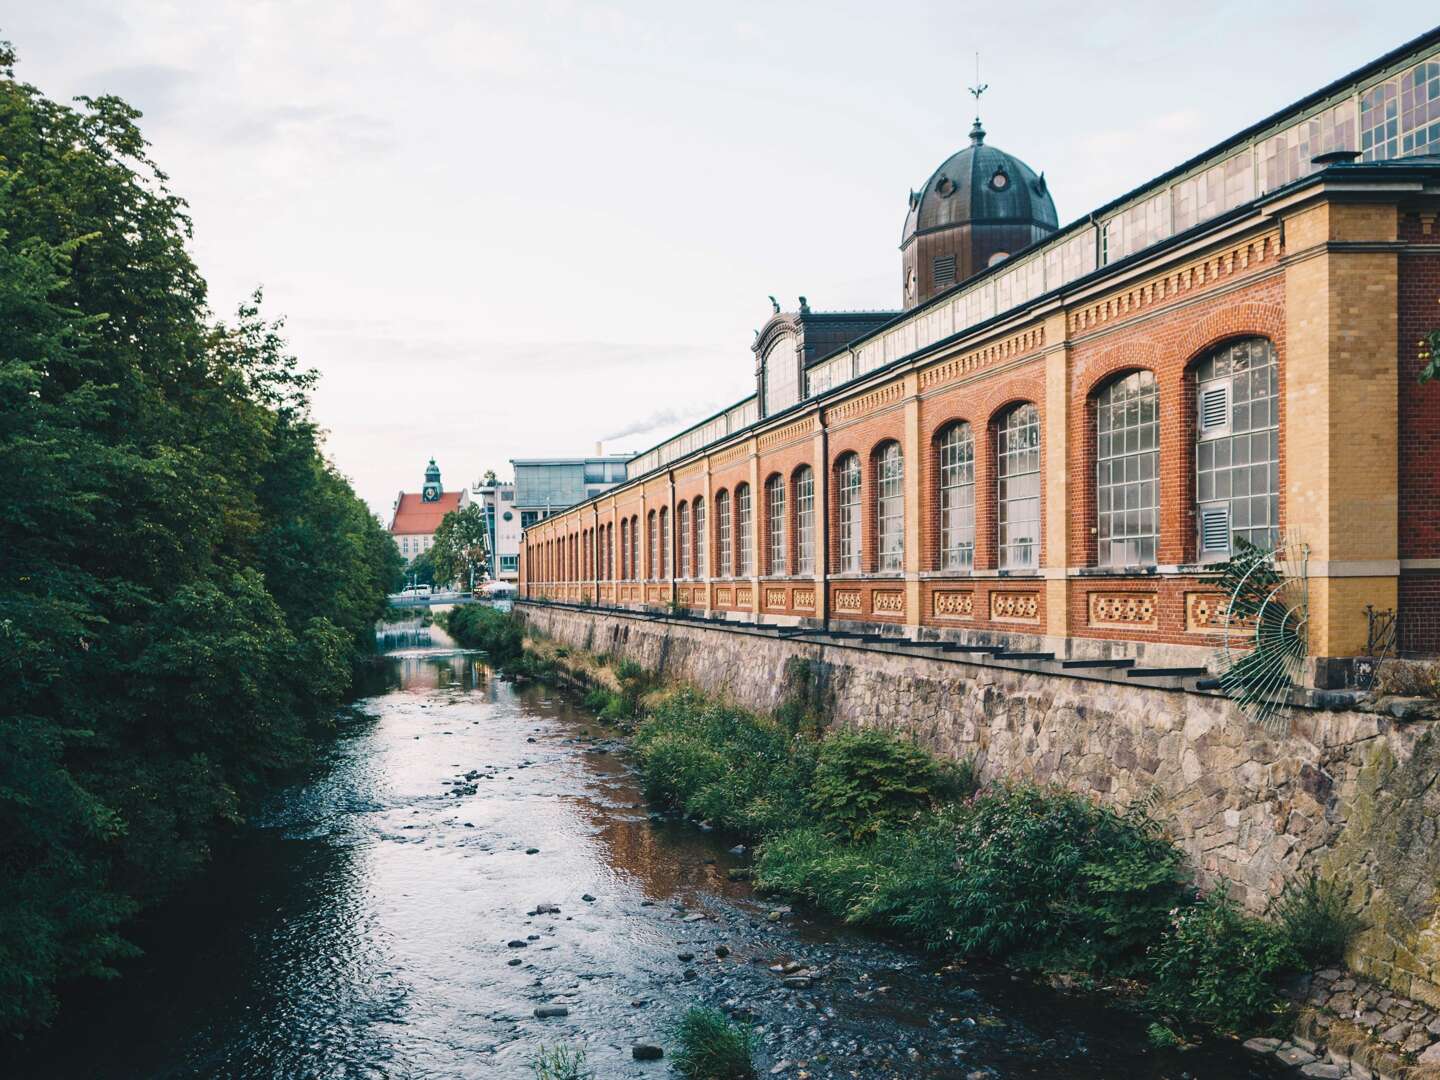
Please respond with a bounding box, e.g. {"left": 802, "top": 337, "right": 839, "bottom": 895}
{"left": 389, "top": 458, "right": 469, "bottom": 563}
{"left": 473, "top": 481, "right": 521, "bottom": 581}
{"left": 512, "top": 452, "right": 629, "bottom": 529}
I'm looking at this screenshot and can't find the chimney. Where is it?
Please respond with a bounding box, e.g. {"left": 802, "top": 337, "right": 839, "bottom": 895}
{"left": 594, "top": 440, "right": 603, "bottom": 456}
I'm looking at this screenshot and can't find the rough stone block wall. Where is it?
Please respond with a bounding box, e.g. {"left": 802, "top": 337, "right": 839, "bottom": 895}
{"left": 518, "top": 602, "right": 1440, "bottom": 1004}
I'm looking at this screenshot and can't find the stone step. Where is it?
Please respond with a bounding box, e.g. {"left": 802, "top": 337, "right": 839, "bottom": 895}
{"left": 1061, "top": 657, "right": 1136, "bottom": 670}
{"left": 993, "top": 651, "right": 1056, "bottom": 662}
{"left": 1126, "top": 666, "right": 1209, "bottom": 679}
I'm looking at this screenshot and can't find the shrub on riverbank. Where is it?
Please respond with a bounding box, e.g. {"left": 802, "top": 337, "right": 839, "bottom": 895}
{"left": 621, "top": 684, "right": 1309, "bottom": 1035}
{"left": 445, "top": 606, "right": 525, "bottom": 663}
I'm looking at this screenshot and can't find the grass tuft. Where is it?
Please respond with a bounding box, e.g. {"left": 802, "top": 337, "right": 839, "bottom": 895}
{"left": 672, "top": 1006, "right": 755, "bottom": 1079}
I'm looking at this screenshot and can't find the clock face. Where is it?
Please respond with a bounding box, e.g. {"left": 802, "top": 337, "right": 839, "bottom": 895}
{"left": 422, "top": 486, "right": 439, "bottom": 502}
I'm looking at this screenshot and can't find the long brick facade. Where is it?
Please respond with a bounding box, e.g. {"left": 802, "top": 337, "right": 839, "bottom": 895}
{"left": 522, "top": 36, "right": 1440, "bottom": 675}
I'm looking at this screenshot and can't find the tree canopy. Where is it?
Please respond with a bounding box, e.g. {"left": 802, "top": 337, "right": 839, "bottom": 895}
{"left": 431, "top": 502, "right": 490, "bottom": 588}
{"left": 0, "top": 41, "right": 400, "bottom": 1034}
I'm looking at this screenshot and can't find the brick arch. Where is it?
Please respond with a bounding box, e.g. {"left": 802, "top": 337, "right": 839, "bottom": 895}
{"left": 1079, "top": 337, "right": 1164, "bottom": 399}
{"left": 1173, "top": 302, "right": 1285, "bottom": 372}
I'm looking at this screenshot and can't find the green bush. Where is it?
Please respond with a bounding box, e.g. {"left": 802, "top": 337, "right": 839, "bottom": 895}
{"left": 446, "top": 606, "right": 524, "bottom": 664}
{"left": 672, "top": 1006, "right": 755, "bottom": 1080}
{"left": 759, "top": 785, "right": 1187, "bottom": 974}
{"left": 1270, "top": 871, "right": 1363, "bottom": 967}
{"left": 1147, "top": 893, "right": 1300, "bottom": 1034}
{"left": 633, "top": 691, "right": 814, "bottom": 835}
{"left": 808, "top": 729, "right": 958, "bottom": 840}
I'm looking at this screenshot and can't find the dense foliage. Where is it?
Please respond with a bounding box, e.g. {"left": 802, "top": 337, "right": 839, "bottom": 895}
{"left": 0, "top": 44, "right": 400, "bottom": 1034}
{"left": 444, "top": 605, "right": 525, "bottom": 665}
{"left": 430, "top": 502, "right": 489, "bottom": 589}
{"left": 622, "top": 684, "right": 1347, "bottom": 1036}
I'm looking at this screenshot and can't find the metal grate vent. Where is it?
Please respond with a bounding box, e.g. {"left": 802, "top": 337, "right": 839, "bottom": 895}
{"left": 933, "top": 254, "right": 957, "bottom": 288}
{"left": 1200, "top": 504, "right": 1231, "bottom": 554}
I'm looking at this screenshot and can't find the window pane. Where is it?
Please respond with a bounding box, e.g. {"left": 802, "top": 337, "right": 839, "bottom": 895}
{"left": 766, "top": 475, "right": 786, "bottom": 576}
{"left": 877, "top": 443, "right": 904, "bottom": 572}
{"left": 997, "top": 404, "right": 1041, "bottom": 570}
{"left": 794, "top": 467, "right": 815, "bottom": 574}
{"left": 938, "top": 422, "right": 975, "bottom": 570}
{"left": 735, "top": 484, "right": 752, "bottom": 576}
{"left": 837, "top": 454, "right": 862, "bottom": 572}
{"left": 1195, "top": 338, "right": 1279, "bottom": 559}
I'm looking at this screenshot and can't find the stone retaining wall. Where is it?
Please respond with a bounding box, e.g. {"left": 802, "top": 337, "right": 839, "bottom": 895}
{"left": 517, "top": 602, "right": 1440, "bottom": 1008}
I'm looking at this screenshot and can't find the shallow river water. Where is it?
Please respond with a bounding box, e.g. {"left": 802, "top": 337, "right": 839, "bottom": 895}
{"left": 9, "top": 646, "right": 1288, "bottom": 1079}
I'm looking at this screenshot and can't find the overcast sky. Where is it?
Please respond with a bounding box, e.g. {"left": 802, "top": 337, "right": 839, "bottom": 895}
{"left": 7, "top": 3, "right": 1437, "bottom": 518}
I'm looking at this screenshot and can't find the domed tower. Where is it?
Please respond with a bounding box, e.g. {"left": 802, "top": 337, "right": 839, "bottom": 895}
{"left": 900, "top": 119, "right": 1058, "bottom": 310}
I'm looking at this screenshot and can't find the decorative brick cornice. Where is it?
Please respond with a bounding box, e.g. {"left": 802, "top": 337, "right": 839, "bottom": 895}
{"left": 758, "top": 415, "right": 818, "bottom": 451}
{"left": 826, "top": 383, "right": 904, "bottom": 423}
{"left": 1067, "top": 231, "right": 1282, "bottom": 336}
{"left": 919, "top": 325, "right": 1046, "bottom": 391}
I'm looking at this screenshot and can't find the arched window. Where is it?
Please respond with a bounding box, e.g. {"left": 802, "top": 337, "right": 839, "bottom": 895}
{"left": 620, "top": 519, "right": 629, "bottom": 580}
{"left": 659, "top": 506, "right": 670, "bottom": 579}
{"left": 876, "top": 442, "right": 904, "bottom": 573}
{"left": 1195, "top": 337, "right": 1279, "bottom": 559}
{"left": 716, "top": 490, "right": 732, "bottom": 576}
{"left": 1096, "top": 371, "right": 1159, "bottom": 567}
{"left": 735, "top": 483, "right": 753, "bottom": 576}
{"left": 765, "top": 474, "right": 786, "bottom": 576}
{"left": 794, "top": 466, "right": 815, "bottom": 575}
{"left": 938, "top": 422, "right": 975, "bottom": 571}
{"left": 630, "top": 515, "right": 639, "bottom": 581}
{"left": 678, "top": 501, "right": 691, "bottom": 579}
{"left": 836, "top": 453, "right": 862, "bottom": 573}
{"left": 693, "top": 497, "right": 706, "bottom": 578}
{"left": 997, "top": 403, "right": 1041, "bottom": 570}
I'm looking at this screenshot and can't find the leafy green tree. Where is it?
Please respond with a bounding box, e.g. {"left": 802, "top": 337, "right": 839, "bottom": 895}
{"left": 405, "top": 547, "right": 437, "bottom": 588}
{"left": 482, "top": 468, "right": 498, "bottom": 487}
{"left": 431, "top": 502, "right": 490, "bottom": 588}
{"left": 0, "top": 39, "right": 397, "bottom": 1033}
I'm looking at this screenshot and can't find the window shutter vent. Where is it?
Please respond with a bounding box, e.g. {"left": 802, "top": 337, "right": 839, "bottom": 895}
{"left": 933, "top": 254, "right": 957, "bottom": 287}
{"left": 1200, "top": 504, "right": 1231, "bottom": 554}
{"left": 1199, "top": 382, "right": 1230, "bottom": 436}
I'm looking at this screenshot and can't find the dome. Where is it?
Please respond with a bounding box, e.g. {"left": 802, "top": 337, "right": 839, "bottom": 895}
{"left": 901, "top": 121, "right": 1057, "bottom": 246}
{"left": 899, "top": 120, "right": 1059, "bottom": 309}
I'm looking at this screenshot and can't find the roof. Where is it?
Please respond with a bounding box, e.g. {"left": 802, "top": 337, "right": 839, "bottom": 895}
{"left": 902, "top": 122, "right": 1059, "bottom": 246}
{"left": 390, "top": 490, "right": 463, "bottom": 534}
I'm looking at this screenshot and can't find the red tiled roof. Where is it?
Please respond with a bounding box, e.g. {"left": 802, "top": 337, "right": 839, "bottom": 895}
{"left": 390, "top": 491, "right": 463, "bottom": 534}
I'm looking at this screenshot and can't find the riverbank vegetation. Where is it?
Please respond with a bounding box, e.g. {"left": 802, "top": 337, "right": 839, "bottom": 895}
{"left": 672, "top": 1006, "right": 756, "bottom": 1079}
{"left": 617, "top": 675, "right": 1354, "bottom": 1039}
{"left": 0, "top": 43, "right": 400, "bottom": 1035}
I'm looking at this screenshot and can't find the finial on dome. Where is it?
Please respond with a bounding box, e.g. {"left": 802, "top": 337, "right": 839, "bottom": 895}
{"left": 968, "top": 52, "right": 988, "bottom": 145}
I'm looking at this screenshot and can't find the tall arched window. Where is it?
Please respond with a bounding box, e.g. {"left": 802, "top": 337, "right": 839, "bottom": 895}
{"left": 765, "top": 474, "right": 786, "bottom": 576}
{"left": 659, "top": 506, "right": 670, "bottom": 579}
{"left": 735, "top": 483, "right": 753, "bottom": 576}
{"left": 836, "top": 453, "right": 862, "bottom": 573}
{"left": 1195, "top": 337, "right": 1279, "bottom": 559}
{"left": 647, "top": 511, "right": 657, "bottom": 580}
{"left": 1096, "top": 370, "right": 1159, "bottom": 567}
{"left": 938, "top": 422, "right": 975, "bottom": 570}
{"left": 630, "top": 515, "right": 639, "bottom": 581}
{"left": 693, "top": 497, "right": 706, "bottom": 578}
{"left": 678, "top": 502, "right": 691, "bottom": 579}
{"left": 997, "top": 403, "right": 1041, "bottom": 570}
{"left": 794, "top": 466, "right": 815, "bottom": 574}
{"left": 716, "top": 490, "right": 732, "bottom": 576}
{"left": 875, "top": 442, "right": 904, "bottom": 573}
{"left": 620, "top": 519, "right": 629, "bottom": 580}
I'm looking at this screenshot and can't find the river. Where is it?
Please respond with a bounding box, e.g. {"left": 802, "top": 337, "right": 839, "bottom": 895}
{"left": 7, "top": 643, "right": 1287, "bottom": 1078}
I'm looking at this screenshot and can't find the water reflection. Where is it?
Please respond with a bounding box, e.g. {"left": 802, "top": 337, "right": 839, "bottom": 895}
{"left": 5, "top": 648, "right": 1287, "bottom": 1080}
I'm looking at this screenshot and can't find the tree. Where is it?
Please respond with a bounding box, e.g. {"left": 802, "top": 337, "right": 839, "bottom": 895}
{"left": 431, "top": 503, "right": 490, "bottom": 588}
{"left": 0, "top": 39, "right": 398, "bottom": 1033}
{"left": 482, "top": 468, "right": 498, "bottom": 487}
{"left": 405, "top": 547, "right": 437, "bottom": 588}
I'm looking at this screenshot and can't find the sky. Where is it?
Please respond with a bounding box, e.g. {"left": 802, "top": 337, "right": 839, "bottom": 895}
{"left": 6, "top": 2, "right": 1437, "bottom": 519}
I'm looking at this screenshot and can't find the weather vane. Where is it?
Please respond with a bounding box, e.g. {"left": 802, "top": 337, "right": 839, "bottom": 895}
{"left": 968, "top": 52, "right": 988, "bottom": 119}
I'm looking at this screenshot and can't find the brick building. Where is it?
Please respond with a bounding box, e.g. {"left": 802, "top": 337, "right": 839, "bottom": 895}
{"left": 389, "top": 458, "right": 469, "bottom": 563}
{"left": 521, "top": 30, "right": 1440, "bottom": 679}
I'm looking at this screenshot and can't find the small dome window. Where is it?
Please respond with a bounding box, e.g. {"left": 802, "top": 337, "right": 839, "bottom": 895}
{"left": 936, "top": 176, "right": 956, "bottom": 197}
{"left": 987, "top": 250, "right": 1010, "bottom": 267}
{"left": 989, "top": 168, "right": 1010, "bottom": 191}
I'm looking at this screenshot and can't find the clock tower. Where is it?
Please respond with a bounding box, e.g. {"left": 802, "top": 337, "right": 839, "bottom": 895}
{"left": 422, "top": 458, "right": 442, "bottom": 503}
